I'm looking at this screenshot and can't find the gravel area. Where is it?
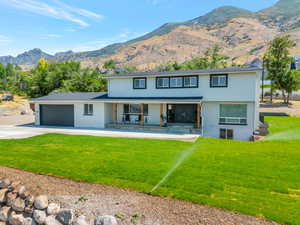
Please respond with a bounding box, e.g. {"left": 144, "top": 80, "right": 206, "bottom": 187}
{"left": 0, "top": 166, "right": 280, "bottom": 225}
{"left": 260, "top": 100, "right": 300, "bottom": 117}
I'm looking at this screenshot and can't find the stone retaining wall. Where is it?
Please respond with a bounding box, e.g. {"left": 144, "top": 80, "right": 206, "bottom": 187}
{"left": 0, "top": 179, "right": 117, "bottom": 225}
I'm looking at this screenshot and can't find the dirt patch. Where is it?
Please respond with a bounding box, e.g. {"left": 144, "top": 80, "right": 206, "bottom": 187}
{"left": 260, "top": 100, "right": 300, "bottom": 117}
{"left": 0, "top": 166, "right": 280, "bottom": 225}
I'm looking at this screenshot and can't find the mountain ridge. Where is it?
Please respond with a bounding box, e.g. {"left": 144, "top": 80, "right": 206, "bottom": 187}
{"left": 1, "top": 0, "right": 300, "bottom": 69}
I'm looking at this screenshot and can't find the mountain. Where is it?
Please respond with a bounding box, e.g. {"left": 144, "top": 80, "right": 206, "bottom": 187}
{"left": 0, "top": 0, "right": 300, "bottom": 69}
{"left": 0, "top": 48, "right": 53, "bottom": 65}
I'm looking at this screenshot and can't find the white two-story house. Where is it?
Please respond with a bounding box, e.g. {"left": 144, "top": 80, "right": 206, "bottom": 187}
{"left": 30, "top": 67, "right": 261, "bottom": 141}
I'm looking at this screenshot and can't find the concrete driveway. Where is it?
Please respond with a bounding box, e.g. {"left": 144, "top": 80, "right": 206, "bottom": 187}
{"left": 0, "top": 125, "right": 200, "bottom": 142}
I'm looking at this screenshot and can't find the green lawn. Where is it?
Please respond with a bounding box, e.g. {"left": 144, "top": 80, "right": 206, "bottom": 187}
{"left": 1, "top": 116, "right": 300, "bottom": 225}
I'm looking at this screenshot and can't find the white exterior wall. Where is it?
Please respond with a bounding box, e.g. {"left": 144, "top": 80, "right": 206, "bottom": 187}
{"left": 74, "top": 103, "right": 105, "bottom": 128}
{"left": 202, "top": 102, "right": 256, "bottom": 141}
{"left": 35, "top": 102, "right": 107, "bottom": 129}
{"left": 108, "top": 72, "right": 258, "bottom": 102}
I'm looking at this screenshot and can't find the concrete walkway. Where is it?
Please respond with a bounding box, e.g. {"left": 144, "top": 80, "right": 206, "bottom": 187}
{"left": 0, "top": 125, "right": 200, "bottom": 142}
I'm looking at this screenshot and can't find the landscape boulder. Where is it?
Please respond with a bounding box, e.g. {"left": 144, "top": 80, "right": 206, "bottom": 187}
{"left": 94, "top": 216, "right": 117, "bottom": 225}
{"left": 0, "top": 188, "right": 8, "bottom": 203}
{"left": 15, "top": 185, "right": 27, "bottom": 198}
{"left": 25, "top": 195, "right": 35, "bottom": 206}
{"left": 45, "top": 216, "right": 62, "bottom": 225}
{"left": 72, "top": 216, "right": 88, "bottom": 225}
{"left": 34, "top": 195, "right": 48, "bottom": 210}
{"left": 0, "top": 206, "right": 11, "bottom": 222}
{"left": 56, "top": 209, "right": 74, "bottom": 225}
{"left": 33, "top": 210, "right": 46, "bottom": 224}
{"left": 0, "top": 179, "right": 11, "bottom": 188}
{"left": 10, "top": 181, "right": 21, "bottom": 192}
{"left": 12, "top": 198, "right": 26, "bottom": 212}
{"left": 24, "top": 217, "right": 37, "bottom": 225}
{"left": 6, "top": 192, "right": 18, "bottom": 206}
{"left": 47, "top": 203, "right": 60, "bottom": 215}
{"left": 9, "top": 212, "right": 25, "bottom": 225}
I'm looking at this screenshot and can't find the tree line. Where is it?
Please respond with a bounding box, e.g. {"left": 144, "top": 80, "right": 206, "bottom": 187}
{"left": 0, "top": 59, "right": 107, "bottom": 98}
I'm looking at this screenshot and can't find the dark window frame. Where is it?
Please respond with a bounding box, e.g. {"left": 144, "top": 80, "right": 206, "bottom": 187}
{"left": 84, "top": 104, "right": 93, "bottom": 116}
{"left": 133, "top": 77, "right": 147, "bottom": 89}
{"left": 210, "top": 74, "right": 228, "bottom": 88}
{"left": 220, "top": 128, "right": 234, "bottom": 139}
{"left": 156, "top": 75, "right": 199, "bottom": 89}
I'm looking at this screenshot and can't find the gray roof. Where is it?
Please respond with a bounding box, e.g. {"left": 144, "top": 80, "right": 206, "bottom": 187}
{"left": 31, "top": 92, "right": 107, "bottom": 101}
{"left": 31, "top": 92, "right": 203, "bottom": 103}
{"left": 104, "top": 67, "right": 261, "bottom": 78}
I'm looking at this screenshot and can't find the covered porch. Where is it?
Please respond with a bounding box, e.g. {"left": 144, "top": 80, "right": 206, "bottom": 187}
{"left": 105, "top": 98, "right": 202, "bottom": 134}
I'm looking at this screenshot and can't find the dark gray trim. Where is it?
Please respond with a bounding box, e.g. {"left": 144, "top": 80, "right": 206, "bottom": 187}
{"left": 156, "top": 75, "right": 199, "bottom": 89}
{"left": 210, "top": 74, "right": 228, "bottom": 88}
{"left": 219, "top": 123, "right": 247, "bottom": 126}
{"left": 104, "top": 67, "right": 261, "bottom": 78}
{"left": 133, "top": 77, "right": 147, "bottom": 89}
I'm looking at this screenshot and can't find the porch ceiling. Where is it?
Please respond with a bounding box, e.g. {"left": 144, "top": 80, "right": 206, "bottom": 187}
{"left": 100, "top": 96, "right": 203, "bottom": 104}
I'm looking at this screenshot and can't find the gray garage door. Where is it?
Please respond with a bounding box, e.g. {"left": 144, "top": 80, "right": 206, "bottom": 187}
{"left": 40, "top": 104, "right": 74, "bottom": 126}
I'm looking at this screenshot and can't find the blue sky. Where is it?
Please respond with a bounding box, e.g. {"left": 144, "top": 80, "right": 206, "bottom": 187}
{"left": 0, "top": 0, "right": 278, "bottom": 56}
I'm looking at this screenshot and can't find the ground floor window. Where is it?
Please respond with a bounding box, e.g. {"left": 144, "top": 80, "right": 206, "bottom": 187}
{"left": 123, "top": 104, "right": 148, "bottom": 123}
{"left": 220, "top": 128, "right": 233, "bottom": 139}
{"left": 84, "top": 104, "right": 93, "bottom": 115}
{"left": 219, "top": 104, "right": 247, "bottom": 125}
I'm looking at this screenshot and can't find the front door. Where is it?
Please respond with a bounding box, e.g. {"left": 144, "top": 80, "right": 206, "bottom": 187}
{"left": 167, "top": 104, "right": 196, "bottom": 123}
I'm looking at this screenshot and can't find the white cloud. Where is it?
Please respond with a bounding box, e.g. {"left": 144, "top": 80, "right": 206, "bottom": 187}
{"left": 40, "top": 33, "right": 62, "bottom": 39}
{"left": 0, "top": 35, "right": 12, "bottom": 43}
{"left": 0, "top": 0, "right": 103, "bottom": 27}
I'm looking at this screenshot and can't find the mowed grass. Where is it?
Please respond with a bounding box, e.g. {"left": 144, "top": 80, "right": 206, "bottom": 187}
{"left": 0, "top": 116, "right": 300, "bottom": 224}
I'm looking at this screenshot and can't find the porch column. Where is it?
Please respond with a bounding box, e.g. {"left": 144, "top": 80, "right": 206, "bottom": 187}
{"left": 140, "top": 103, "right": 144, "bottom": 126}
{"left": 112, "top": 103, "right": 117, "bottom": 124}
{"left": 160, "top": 104, "right": 164, "bottom": 127}
{"left": 195, "top": 104, "right": 201, "bottom": 128}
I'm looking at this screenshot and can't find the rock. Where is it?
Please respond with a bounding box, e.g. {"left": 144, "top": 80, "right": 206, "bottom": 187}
{"left": 25, "top": 195, "right": 35, "bottom": 206}
{"left": 12, "top": 198, "right": 25, "bottom": 212}
{"left": 0, "top": 206, "right": 11, "bottom": 222}
{"left": 9, "top": 211, "right": 25, "bottom": 225}
{"left": 0, "top": 221, "right": 6, "bottom": 225}
{"left": 45, "top": 216, "right": 62, "bottom": 225}
{"left": 24, "top": 206, "right": 34, "bottom": 217}
{"left": 94, "top": 216, "right": 117, "bottom": 225}
{"left": 24, "top": 217, "right": 37, "bottom": 225}
{"left": 47, "top": 203, "right": 60, "bottom": 215}
{"left": 34, "top": 195, "right": 48, "bottom": 210}
{"left": 15, "top": 185, "right": 26, "bottom": 198}
{"left": 10, "top": 181, "right": 21, "bottom": 192}
{"left": 7, "top": 192, "right": 18, "bottom": 206}
{"left": 72, "top": 216, "right": 88, "bottom": 225}
{"left": 33, "top": 210, "right": 46, "bottom": 225}
{"left": 55, "top": 209, "right": 74, "bottom": 225}
{"left": 0, "top": 189, "right": 8, "bottom": 203}
{"left": 20, "top": 191, "right": 30, "bottom": 199}
{"left": 0, "top": 179, "right": 10, "bottom": 188}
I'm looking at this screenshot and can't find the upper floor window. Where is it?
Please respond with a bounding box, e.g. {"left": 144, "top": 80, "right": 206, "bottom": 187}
{"left": 157, "top": 77, "right": 170, "bottom": 88}
{"left": 219, "top": 104, "right": 247, "bottom": 125}
{"left": 133, "top": 78, "right": 146, "bottom": 89}
{"left": 157, "top": 76, "right": 198, "bottom": 89}
{"left": 84, "top": 104, "right": 93, "bottom": 116}
{"left": 170, "top": 77, "right": 183, "bottom": 88}
{"left": 210, "top": 74, "right": 228, "bottom": 88}
{"left": 184, "top": 76, "right": 198, "bottom": 87}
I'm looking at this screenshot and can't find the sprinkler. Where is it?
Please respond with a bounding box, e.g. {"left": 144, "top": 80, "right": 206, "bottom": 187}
{"left": 149, "top": 143, "right": 199, "bottom": 194}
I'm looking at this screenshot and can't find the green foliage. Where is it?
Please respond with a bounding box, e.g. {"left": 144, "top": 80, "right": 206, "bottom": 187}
{"left": 0, "top": 117, "right": 300, "bottom": 224}
{"left": 103, "top": 59, "right": 116, "bottom": 69}
{"left": 61, "top": 69, "right": 107, "bottom": 92}
{"left": 264, "top": 35, "right": 296, "bottom": 103}
{"left": 0, "top": 58, "right": 108, "bottom": 98}
{"left": 159, "top": 45, "right": 228, "bottom": 71}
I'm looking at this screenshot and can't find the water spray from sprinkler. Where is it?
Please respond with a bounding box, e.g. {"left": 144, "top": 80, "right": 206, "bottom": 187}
{"left": 149, "top": 143, "right": 199, "bottom": 194}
